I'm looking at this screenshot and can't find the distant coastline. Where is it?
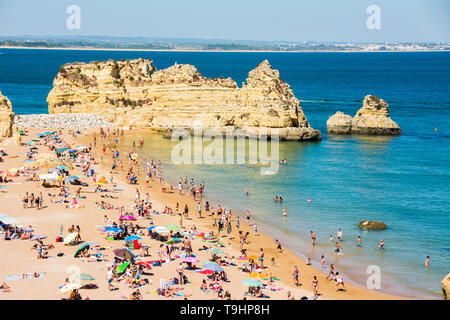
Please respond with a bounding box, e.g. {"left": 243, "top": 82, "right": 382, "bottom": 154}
{"left": 1, "top": 45, "right": 449, "bottom": 53}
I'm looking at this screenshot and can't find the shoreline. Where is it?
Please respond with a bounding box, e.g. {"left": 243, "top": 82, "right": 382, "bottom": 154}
{"left": 1, "top": 45, "right": 449, "bottom": 53}
{"left": 78, "top": 127, "right": 401, "bottom": 300}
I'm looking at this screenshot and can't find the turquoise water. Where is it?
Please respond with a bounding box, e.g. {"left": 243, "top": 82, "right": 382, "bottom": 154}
{"left": 0, "top": 48, "right": 449, "bottom": 298}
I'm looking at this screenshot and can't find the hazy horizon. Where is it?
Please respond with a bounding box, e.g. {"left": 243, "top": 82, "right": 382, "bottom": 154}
{"left": 0, "top": 0, "right": 449, "bottom": 43}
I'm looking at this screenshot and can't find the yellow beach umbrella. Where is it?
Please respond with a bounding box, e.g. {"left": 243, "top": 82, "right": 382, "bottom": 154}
{"left": 249, "top": 272, "right": 266, "bottom": 280}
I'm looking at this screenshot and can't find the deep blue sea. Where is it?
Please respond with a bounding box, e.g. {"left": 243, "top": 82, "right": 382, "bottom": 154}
{"left": 0, "top": 48, "right": 449, "bottom": 298}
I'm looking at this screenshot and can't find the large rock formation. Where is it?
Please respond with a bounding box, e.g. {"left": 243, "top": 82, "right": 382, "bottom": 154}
{"left": 442, "top": 274, "right": 450, "bottom": 300}
{"left": 0, "top": 90, "right": 21, "bottom": 144}
{"left": 327, "top": 95, "right": 401, "bottom": 135}
{"left": 47, "top": 59, "right": 321, "bottom": 141}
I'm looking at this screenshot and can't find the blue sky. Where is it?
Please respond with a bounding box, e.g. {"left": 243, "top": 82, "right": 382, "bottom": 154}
{"left": 0, "top": 0, "right": 448, "bottom": 42}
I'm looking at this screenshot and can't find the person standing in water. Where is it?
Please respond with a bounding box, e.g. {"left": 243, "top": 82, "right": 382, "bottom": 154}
{"left": 425, "top": 256, "right": 430, "bottom": 267}
{"left": 379, "top": 239, "right": 385, "bottom": 250}
{"left": 283, "top": 207, "right": 287, "bottom": 217}
{"left": 356, "top": 236, "right": 361, "bottom": 247}
{"left": 310, "top": 231, "right": 316, "bottom": 246}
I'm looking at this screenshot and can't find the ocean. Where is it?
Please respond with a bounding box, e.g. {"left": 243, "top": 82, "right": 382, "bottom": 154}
{"left": 0, "top": 48, "right": 449, "bottom": 298}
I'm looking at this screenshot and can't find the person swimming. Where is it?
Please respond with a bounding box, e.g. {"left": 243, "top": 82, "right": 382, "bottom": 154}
{"left": 244, "top": 188, "right": 249, "bottom": 196}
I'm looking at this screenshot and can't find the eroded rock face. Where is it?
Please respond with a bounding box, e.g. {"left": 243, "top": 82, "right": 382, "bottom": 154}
{"left": 0, "top": 90, "right": 21, "bottom": 145}
{"left": 442, "top": 274, "right": 450, "bottom": 300}
{"left": 327, "top": 95, "right": 401, "bottom": 135}
{"left": 47, "top": 59, "right": 321, "bottom": 141}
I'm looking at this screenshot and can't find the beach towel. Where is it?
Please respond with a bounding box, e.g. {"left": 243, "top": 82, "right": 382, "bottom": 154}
{"left": 6, "top": 272, "right": 46, "bottom": 281}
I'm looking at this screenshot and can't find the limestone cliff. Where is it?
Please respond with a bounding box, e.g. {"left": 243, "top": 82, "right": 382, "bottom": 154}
{"left": 327, "top": 95, "right": 401, "bottom": 135}
{"left": 47, "top": 59, "right": 321, "bottom": 141}
{"left": 442, "top": 273, "right": 450, "bottom": 300}
{"left": 0, "top": 90, "right": 21, "bottom": 145}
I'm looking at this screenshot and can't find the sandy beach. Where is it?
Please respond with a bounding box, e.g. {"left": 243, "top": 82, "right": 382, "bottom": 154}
{"left": 0, "top": 127, "right": 399, "bottom": 300}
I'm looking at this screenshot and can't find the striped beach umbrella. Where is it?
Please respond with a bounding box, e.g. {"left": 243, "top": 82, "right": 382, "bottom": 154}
{"left": 201, "top": 235, "right": 219, "bottom": 242}
{"left": 165, "top": 224, "right": 181, "bottom": 232}
{"left": 202, "top": 262, "right": 224, "bottom": 273}
{"left": 77, "top": 273, "right": 95, "bottom": 281}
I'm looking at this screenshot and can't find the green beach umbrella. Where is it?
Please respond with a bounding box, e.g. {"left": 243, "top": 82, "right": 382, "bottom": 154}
{"left": 166, "top": 238, "right": 182, "bottom": 245}
{"left": 242, "top": 278, "right": 262, "bottom": 287}
{"left": 55, "top": 147, "right": 69, "bottom": 154}
{"left": 74, "top": 243, "right": 90, "bottom": 257}
{"left": 116, "top": 261, "right": 131, "bottom": 274}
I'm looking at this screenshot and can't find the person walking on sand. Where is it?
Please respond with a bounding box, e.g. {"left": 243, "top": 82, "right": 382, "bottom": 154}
{"left": 254, "top": 224, "right": 258, "bottom": 236}
{"left": 107, "top": 267, "right": 115, "bottom": 291}
{"left": 326, "top": 264, "right": 335, "bottom": 280}
{"left": 335, "top": 272, "right": 346, "bottom": 291}
{"left": 292, "top": 265, "right": 299, "bottom": 286}
{"left": 312, "top": 275, "right": 319, "bottom": 296}
{"left": 276, "top": 239, "right": 283, "bottom": 253}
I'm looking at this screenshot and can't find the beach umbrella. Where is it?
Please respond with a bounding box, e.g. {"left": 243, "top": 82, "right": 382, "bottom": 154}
{"left": 56, "top": 165, "right": 68, "bottom": 170}
{"left": 59, "top": 282, "right": 82, "bottom": 294}
{"left": 68, "top": 149, "right": 77, "bottom": 153}
{"left": 119, "top": 215, "right": 137, "bottom": 221}
{"left": 153, "top": 226, "right": 169, "bottom": 234}
{"left": 147, "top": 226, "right": 156, "bottom": 231}
{"left": 124, "top": 235, "right": 141, "bottom": 241}
{"left": 53, "top": 136, "right": 60, "bottom": 140}
{"left": 74, "top": 243, "right": 90, "bottom": 257}
{"left": 237, "top": 256, "right": 249, "bottom": 261}
{"left": 247, "top": 255, "right": 258, "bottom": 260}
{"left": 201, "top": 235, "right": 219, "bottom": 242}
{"left": 95, "top": 175, "right": 106, "bottom": 185}
{"left": 63, "top": 232, "right": 78, "bottom": 245}
{"left": 249, "top": 272, "right": 266, "bottom": 280}
{"left": 136, "top": 261, "right": 153, "bottom": 269}
{"left": 116, "top": 261, "right": 131, "bottom": 274}
{"left": 66, "top": 176, "right": 80, "bottom": 182}
{"left": 77, "top": 145, "right": 87, "bottom": 150}
{"left": 77, "top": 273, "right": 95, "bottom": 281}
{"left": 55, "top": 147, "right": 69, "bottom": 154}
{"left": 183, "top": 257, "right": 200, "bottom": 263}
{"left": 202, "top": 262, "right": 224, "bottom": 273}
{"left": 104, "top": 227, "right": 121, "bottom": 234}
{"left": 44, "top": 132, "right": 52, "bottom": 135}
{"left": 166, "top": 238, "right": 182, "bottom": 245}
{"left": 165, "top": 224, "right": 181, "bottom": 232}
{"left": 36, "top": 133, "right": 44, "bottom": 137}
{"left": 113, "top": 248, "right": 134, "bottom": 260}
{"left": 26, "top": 141, "right": 35, "bottom": 145}
{"left": 199, "top": 269, "right": 214, "bottom": 274}
{"left": 0, "top": 216, "right": 19, "bottom": 225}
{"left": 242, "top": 278, "right": 262, "bottom": 287}
{"left": 210, "top": 248, "right": 225, "bottom": 256}
{"left": 0, "top": 185, "right": 7, "bottom": 189}
{"left": 30, "top": 235, "right": 47, "bottom": 241}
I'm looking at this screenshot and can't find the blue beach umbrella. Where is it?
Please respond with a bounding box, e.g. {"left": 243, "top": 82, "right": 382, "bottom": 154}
{"left": 77, "top": 273, "right": 95, "bottom": 281}
{"left": 202, "top": 262, "right": 224, "bottom": 273}
{"left": 66, "top": 176, "right": 79, "bottom": 182}
{"left": 44, "top": 132, "right": 52, "bottom": 135}
{"left": 104, "top": 227, "right": 121, "bottom": 234}
{"left": 36, "top": 133, "right": 44, "bottom": 137}
{"left": 124, "top": 235, "right": 142, "bottom": 242}
{"left": 147, "top": 226, "right": 156, "bottom": 230}
{"left": 56, "top": 165, "right": 68, "bottom": 170}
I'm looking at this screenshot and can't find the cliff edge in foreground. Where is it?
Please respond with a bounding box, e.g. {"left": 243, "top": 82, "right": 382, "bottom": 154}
{"left": 0, "top": 90, "right": 21, "bottom": 145}
{"left": 327, "top": 95, "right": 401, "bottom": 135}
{"left": 47, "top": 59, "right": 320, "bottom": 141}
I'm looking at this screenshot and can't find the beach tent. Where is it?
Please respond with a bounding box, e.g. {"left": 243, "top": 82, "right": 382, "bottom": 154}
{"left": 63, "top": 232, "right": 78, "bottom": 245}
{"left": 95, "top": 176, "right": 106, "bottom": 185}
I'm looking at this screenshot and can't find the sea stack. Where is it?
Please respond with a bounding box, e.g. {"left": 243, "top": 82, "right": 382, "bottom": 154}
{"left": 327, "top": 95, "right": 401, "bottom": 135}
{"left": 47, "top": 59, "right": 321, "bottom": 141}
{"left": 0, "top": 90, "right": 21, "bottom": 144}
